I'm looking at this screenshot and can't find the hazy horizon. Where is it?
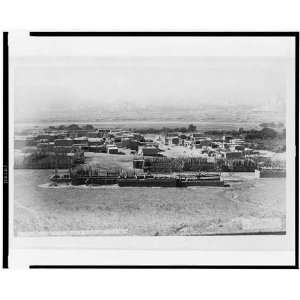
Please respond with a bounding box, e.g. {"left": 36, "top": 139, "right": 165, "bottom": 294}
{"left": 13, "top": 56, "right": 290, "bottom": 123}
{"left": 11, "top": 35, "right": 293, "bottom": 124}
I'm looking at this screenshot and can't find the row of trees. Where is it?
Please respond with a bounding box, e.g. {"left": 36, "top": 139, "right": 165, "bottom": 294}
{"left": 48, "top": 124, "right": 95, "bottom": 131}
{"left": 204, "top": 127, "right": 286, "bottom": 140}
{"left": 135, "top": 124, "right": 197, "bottom": 134}
{"left": 48, "top": 124, "right": 198, "bottom": 134}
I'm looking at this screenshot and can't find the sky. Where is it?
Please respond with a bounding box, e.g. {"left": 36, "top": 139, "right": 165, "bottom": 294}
{"left": 10, "top": 33, "right": 295, "bottom": 123}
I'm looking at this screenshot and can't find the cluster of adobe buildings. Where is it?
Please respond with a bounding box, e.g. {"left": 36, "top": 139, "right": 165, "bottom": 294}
{"left": 14, "top": 125, "right": 279, "bottom": 171}
{"left": 14, "top": 126, "right": 161, "bottom": 168}
{"left": 133, "top": 132, "right": 262, "bottom": 172}
{"left": 164, "top": 132, "right": 258, "bottom": 159}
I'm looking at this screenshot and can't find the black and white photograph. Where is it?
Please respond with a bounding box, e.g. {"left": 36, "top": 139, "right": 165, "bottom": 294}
{"left": 4, "top": 32, "right": 298, "bottom": 268}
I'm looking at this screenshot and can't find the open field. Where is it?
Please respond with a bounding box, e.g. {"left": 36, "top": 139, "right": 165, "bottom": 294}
{"left": 84, "top": 151, "right": 134, "bottom": 171}
{"left": 14, "top": 169, "right": 286, "bottom": 236}
{"left": 14, "top": 120, "right": 261, "bottom": 134}
{"left": 159, "top": 144, "right": 204, "bottom": 158}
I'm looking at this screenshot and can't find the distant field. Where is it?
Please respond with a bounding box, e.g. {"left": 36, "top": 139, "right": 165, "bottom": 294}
{"left": 14, "top": 120, "right": 260, "bottom": 132}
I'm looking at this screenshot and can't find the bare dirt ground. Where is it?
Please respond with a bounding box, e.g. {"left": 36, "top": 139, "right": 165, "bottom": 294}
{"left": 84, "top": 152, "right": 134, "bottom": 171}
{"left": 14, "top": 170, "right": 286, "bottom": 236}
